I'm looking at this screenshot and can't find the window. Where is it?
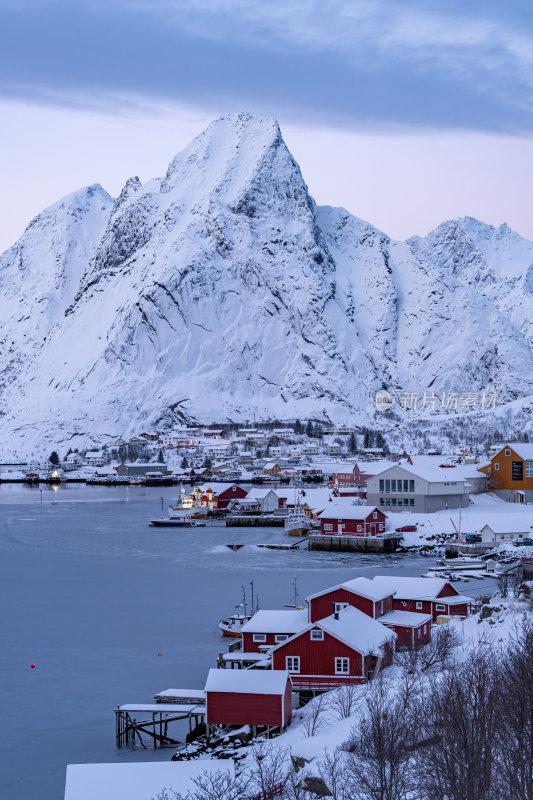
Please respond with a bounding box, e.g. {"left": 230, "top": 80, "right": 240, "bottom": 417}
{"left": 379, "top": 523, "right": 384, "bottom": 531}
{"left": 397, "top": 499, "right": 403, "bottom": 507}
{"left": 373, "top": 511, "right": 377, "bottom": 519}
{"left": 410, "top": 498, "right": 414, "bottom": 507}
{"left": 380, "top": 601, "right": 384, "bottom": 614}
{"left": 324, "top": 523, "right": 333, "bottom": 531}
{"left": 494, "top": 463, "right": 499, "bottom": 471}
{"left": 379, "top": 479, "right": 384, "bottom": 491}
{"left": 391, "top": 498, "right": 396, "bottom": 506}
{"left": 335, "top": 657, "right": 350, "bottom": 674}
{"left": 385, "top": 499, "right": 391, "bottom": 506}
{"left": 417, "top": 628, "right": 421, "bottom": 638}
{"left": 334, "top": 602, "right": 349, "bottom": 613}
{"left": 253, "top": 634, "right": 266, "bottom": 642}
{"left": 527, "top": 462, "right": 533, "bottom": 478}
{"left": 275, "top": 634, "right": 288, "bottom": 642}
{"left": 391, "top": 479, "right": 396, "bottom": 491}
{"left": 310, "top": 629, "right": 324, "bottom": 641}
{"left": 385, "top": 479, "right": 390, "bottom": 491}
{"left": 286, "top": 656, "right": 300, "bottom": 672}
{"left": 423, "top": 625, "right": 427, "bottom": 634}
{"left": 436, "top": 604, "right": 446, "bottom": 612}
{"left": 505, "top": 449, "right": 511, "bottom": 456}
{"left": 409, "top": 480, "right": 415, "bottom": 492}
{"left": 416, "top": 601, "right": 423, "bottom": 610}
{"left": 357, "top": 524, "right": 362, "bottom": 532}
{"left": 512, "top": 461, "right": 524, "bottom": 481}
{"left": 380, "top": 498, "right": 384, "bottom": 505}
{"left": 403, "top": 479, "right": 409, "bottom": 492}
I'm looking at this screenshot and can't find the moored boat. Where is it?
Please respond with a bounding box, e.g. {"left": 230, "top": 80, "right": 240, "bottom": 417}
{"left": 219, "top": 582, "right": 258, "bottom": 637}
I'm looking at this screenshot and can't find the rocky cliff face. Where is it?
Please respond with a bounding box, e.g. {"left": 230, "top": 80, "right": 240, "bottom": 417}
{"left": 1, "top": 113, "right": 533, "bottom": 455}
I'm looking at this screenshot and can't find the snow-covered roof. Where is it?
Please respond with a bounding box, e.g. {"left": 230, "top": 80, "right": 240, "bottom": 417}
{"left": 380, "top": 610, "right": 432, "bottom": 627}
{"left": 245, "top": 487, "right": 281, "bottom": 500}
{"left": 318, "top": 502, "right": 383, "bottom": 520}
{"left": 370, "top": 460, "right": 467, "bottom": 483}
{"left": 500, "top": 443, "right": 533, "bottom": 461}
{"left": 241, "top": 609, "right": 308, "bottom": 634}
{"left": 306, "top": 576, "right": 393, "bottom": 603}
{"left": 481, "top": 521, "right": 531, "bottom": 534}
{"left": 317, "top": 606, "right": 396, "bottom": 654}
{"left": 64, "top": 760, "right": 234, "bottom": 800}
{"left": 204, "top": 667, "right": 290, "bottom": 694}
{"left": 197, "top": 482, "right": 239, "bottom": 493}
{"left": 370, "top": 576, "right": 459, "bottom": 601}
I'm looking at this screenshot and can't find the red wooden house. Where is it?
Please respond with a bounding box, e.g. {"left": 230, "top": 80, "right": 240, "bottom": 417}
{"left": 318, "top": 504, "right": 387, "bottom": 536}
{"left": 204, "top": 668, "right": 292, "bottom": 730}
{"left": 192, "top": 483, "right": 247, "bottom": 510}
{"left": 241, "top": 610, "right": 308, "bottom": 653}
{"left": 307, "top": 576, "right": 394, "bottom": 623}
{"left": 379, "top": 610, "right": 432, "bottom": 648}
{"left": 271, "top": 606, "right": 396, "bottom": 689}
{"left": 370, "top": 576, "right": 471, "bottom": 621}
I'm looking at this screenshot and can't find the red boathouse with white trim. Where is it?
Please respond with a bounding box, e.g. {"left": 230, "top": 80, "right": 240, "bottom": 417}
{"left": 318, "top": 504, "right": 387, "bottom": 536}
{"left": 204, "top": 668, "right": 292, "bottom": 729}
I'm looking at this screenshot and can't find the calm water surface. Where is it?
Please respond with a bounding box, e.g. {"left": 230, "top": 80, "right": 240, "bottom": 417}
{"left": 0, "top": 483, "right": 497, "bottom": 800}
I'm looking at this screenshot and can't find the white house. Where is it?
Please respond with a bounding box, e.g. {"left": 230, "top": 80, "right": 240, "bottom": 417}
{"left": 366, "top": 459, "right": 470, "bottom": 512}
{"left": 480, "top": 522, "right": 531, "bottom": 544}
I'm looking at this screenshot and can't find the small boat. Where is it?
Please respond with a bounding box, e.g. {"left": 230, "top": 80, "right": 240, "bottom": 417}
{"left": 285, "top": 509, "right": 311, "bottom": 537}
{"left": 284, "top": 575, "right": 305, "bottom": 609}
{"left": 150, "top": 517, "right": 205, "bottom": 527}
{"left": 219, "top": 582, "right": 258, "bottom": 637}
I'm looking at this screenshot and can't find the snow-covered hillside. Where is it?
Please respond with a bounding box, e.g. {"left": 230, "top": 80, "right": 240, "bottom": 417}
{"left": 1, "top": 112, "right": 533, "bottom": 456}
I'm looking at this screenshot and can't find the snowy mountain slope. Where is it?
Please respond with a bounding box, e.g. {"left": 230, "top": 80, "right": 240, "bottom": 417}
{"left": 1, "top": 112, "right": 533, "bottom": 456}
{"left": 0, "top": 184, "right": 113, "bottom": 395}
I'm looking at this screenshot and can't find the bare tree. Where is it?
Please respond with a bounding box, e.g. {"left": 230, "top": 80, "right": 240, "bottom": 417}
{"left": 414, "top": 649, "right": 501, "bottom": 800}
{"left": 247, "top": 743, "right": 289, "bottom": 800}
{"left": 510, "top": 565, "right": 524, "bottom": 598}
{"left": 418, "top": 625, "right": 461, "bottom": 672}
{"left": 330, "top": 684, "right": 360, "bottom": 721}
{"left": 316, "top": 748, "right": 350, "bottom": 800}
{"left": 494, "top": 622, "right": 533, "bottom": 800}
{"left": 344, "top": 677, "right": 415, "bottom": 800}
{"left": 156, "top": 769, "right": 249, "bottom": 800}
{"left": 497, "top": 571, "right": 510, "bottom": 598}
{"left": 302, "top": 693, "right": 327, "bottom": 737}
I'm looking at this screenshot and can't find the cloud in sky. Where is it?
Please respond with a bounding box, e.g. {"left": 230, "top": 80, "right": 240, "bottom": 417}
{"left": 1, "top": 0, "right": 533, "bottom": 133}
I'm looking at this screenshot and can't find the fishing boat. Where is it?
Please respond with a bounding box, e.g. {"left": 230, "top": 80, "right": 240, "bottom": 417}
{"left": 285, "top": 493, "right": 311, "bottom": 537}
{"left": 150, "top": 516, "right": 205, "bottom": 527}
{"left": 219, "top": 582, "right": 258, "bottom": 637}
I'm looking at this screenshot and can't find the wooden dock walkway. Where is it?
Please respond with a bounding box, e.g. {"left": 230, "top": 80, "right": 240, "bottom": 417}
{"left": 308, "top": 533, "right": 400, "bottom": 553}
{"left": 226, "top": 515, "right": 285, "bottom": 527}
{"left": 115, "top": 703, "right": 205, "bottom": 749}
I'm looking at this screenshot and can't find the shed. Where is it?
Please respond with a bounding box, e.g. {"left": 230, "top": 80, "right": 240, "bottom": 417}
{"left": 379, "top": 610, "right": 432, "bottom": 648}
{"left": 204, "top": 668, "right": 292, "bottom": 729}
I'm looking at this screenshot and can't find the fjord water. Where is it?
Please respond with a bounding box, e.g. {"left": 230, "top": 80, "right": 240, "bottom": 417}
{"left": 0, "top": 484, "right": 495, "bottom": 800}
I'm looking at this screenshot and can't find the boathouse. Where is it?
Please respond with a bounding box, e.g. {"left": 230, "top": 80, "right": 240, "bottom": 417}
{"left": 318, "top": 504, "right": 387, "bottom": 536}
{"left": 379, "top": 610, "right": 432, "bottom": 648}
{"left": 204, "top": 668, "right": 292, "bottom": 731}
{"left": 193, "top": 483, "right": 247, "bottom": 510}
{"left": 306, "top": 576, "right": 394, "bottom": 623}
{"left": 241, "top": 609, "right": 308, "bottom": 653}
{"left": 271, "top": 606, "right": 396, "bottom": 689}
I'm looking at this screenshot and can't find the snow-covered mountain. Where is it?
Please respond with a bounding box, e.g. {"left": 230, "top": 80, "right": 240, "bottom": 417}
{"left": 1, "top": 112, "right": 533, "bottom": 456}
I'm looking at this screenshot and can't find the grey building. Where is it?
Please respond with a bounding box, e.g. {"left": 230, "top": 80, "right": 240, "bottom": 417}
{"left": 366, "top": 462, "right": 469, "bottom": 513}
{"left": 116, "top": 463, "right": 167, "bottom": 477}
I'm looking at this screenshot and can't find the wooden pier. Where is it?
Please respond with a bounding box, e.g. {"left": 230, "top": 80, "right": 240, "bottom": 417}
{"left": 308, "top": 533, "right": 401, "bottom": 553}
{"left": 226, "top": 515, "right": 285, "bottom": 527}
{"left": 115, "top": 703, "right": 205, "bottom": 749}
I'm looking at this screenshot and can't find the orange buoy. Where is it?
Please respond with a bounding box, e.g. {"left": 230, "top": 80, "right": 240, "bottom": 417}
{"left": 157, "top": 652, "right": 162, "bottom": 656}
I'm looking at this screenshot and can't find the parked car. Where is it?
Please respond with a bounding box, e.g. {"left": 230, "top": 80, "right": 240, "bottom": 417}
{"left": 513, "top": 538, "right": 533, "bottom": 547}
{"left": 396, "top": 525, "right": 417, "bottom": 532}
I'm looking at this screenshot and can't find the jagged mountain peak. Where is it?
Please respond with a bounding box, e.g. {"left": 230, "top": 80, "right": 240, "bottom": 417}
{"left": 1, "top": 115, "right": 533, "bottom": 456}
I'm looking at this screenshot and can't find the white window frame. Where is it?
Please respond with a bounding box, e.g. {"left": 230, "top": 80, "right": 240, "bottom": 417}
{"left": 494, "top": 463, "right": 499, "bottom": 471}
{"left": 324, "top": 523, "right": 333, "bottom": 531}
{"left": 416, "top": 601, "right": 423, "bottom": 610}
{"left": 505, "top": 449, "right": 511, "bottom": 456}
{"left": 357, "top": 524, "right": 362, "bottom": 532}
{"left": 275, "top": 634, "right": 288, "bottom": 642}
{"left": 526, "top": 461, "right": 533, "bottom": 478}
{"left": 373, "top": 511, "right": 377, "bottom": 519}
{"left": 335, "top": 657, "right": 350, "bottom": 674}
{"left": 334, "top": 602, "right": 349, "bottom": 613}
{"left": 310, "top": 629, "right": 324, "bottom": 641}
{"left": 435, "top": 603, "right": 446, "bottom": 612}
{"left": 286, "top": 656, "right": 300, "bottom": 673}
{"left": 253, "top": 633, "right": 266, "bottom": 642}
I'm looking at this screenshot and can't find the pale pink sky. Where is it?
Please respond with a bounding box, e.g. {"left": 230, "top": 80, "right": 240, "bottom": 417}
{"left": 1, "top": 99, "right": 532, "bottom": 253}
